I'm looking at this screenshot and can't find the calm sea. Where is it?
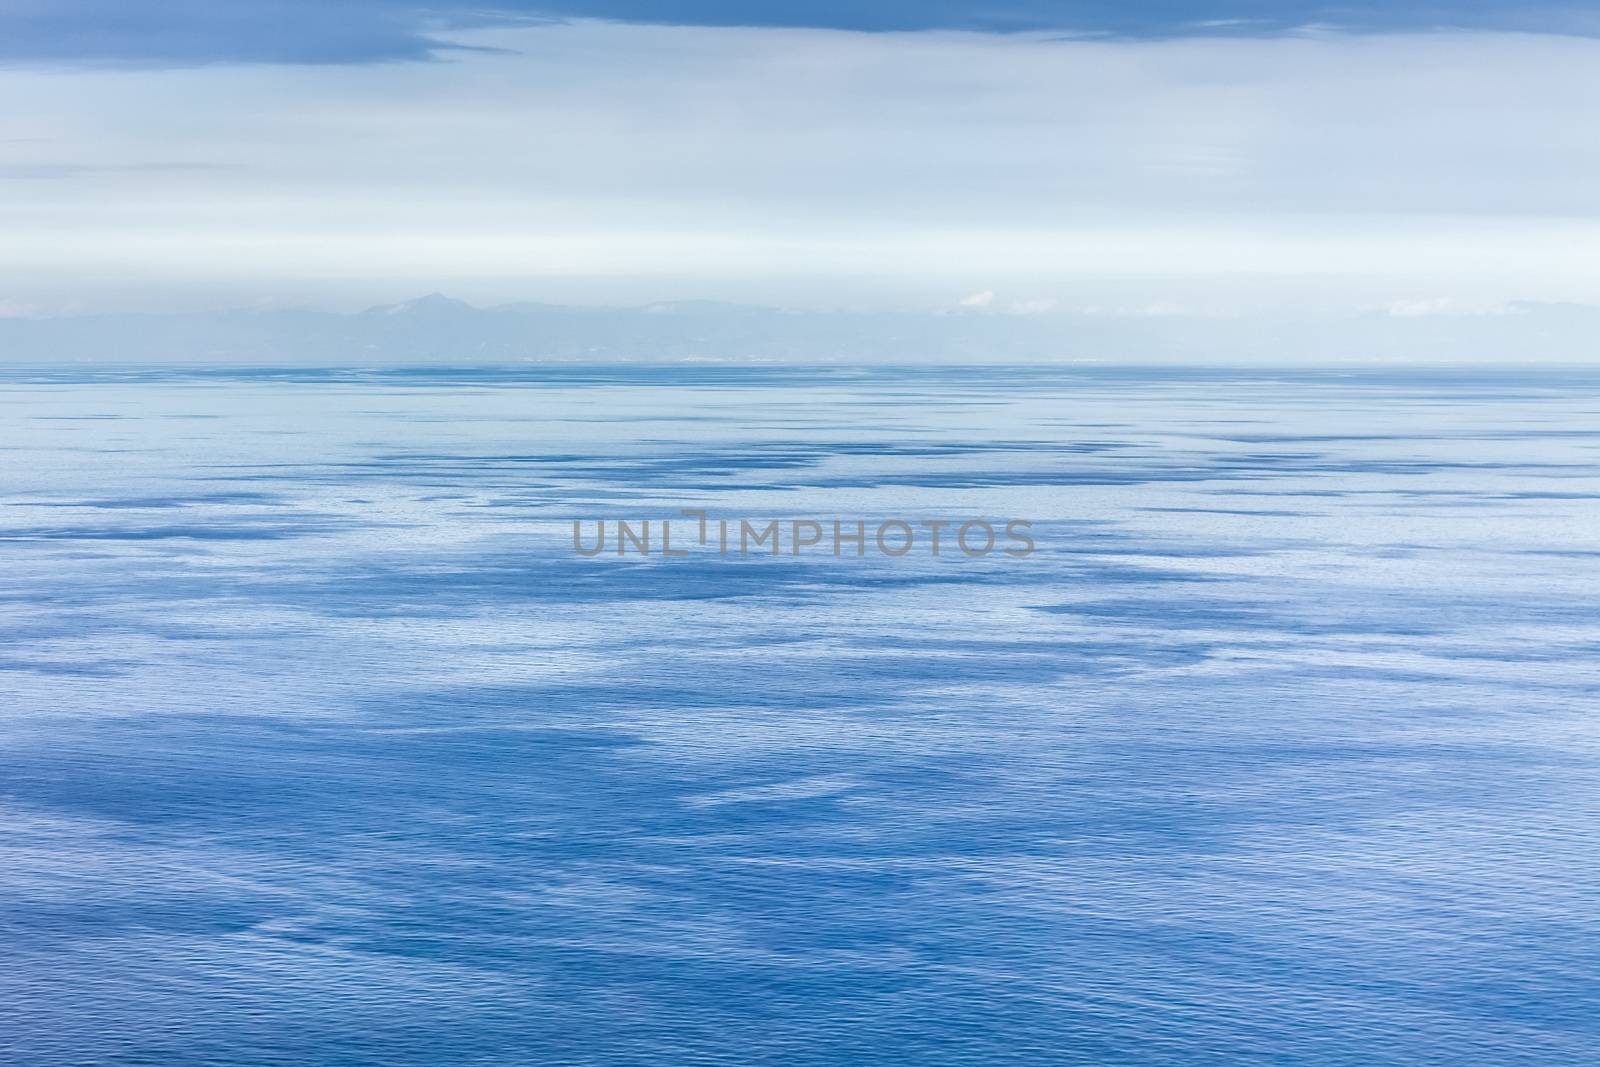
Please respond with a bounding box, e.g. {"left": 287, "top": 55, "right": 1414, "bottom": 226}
{"left": 2, "top": 365, "right": 1598, "bottom": 1064}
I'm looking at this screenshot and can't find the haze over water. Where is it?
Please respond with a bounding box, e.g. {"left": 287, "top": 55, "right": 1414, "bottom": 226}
{"left": 3, "top": 365, "right": 1599, "bottom": 1064}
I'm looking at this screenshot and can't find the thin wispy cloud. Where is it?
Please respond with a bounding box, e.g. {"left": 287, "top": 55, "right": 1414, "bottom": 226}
{"left": 0, "top": 161, "right": 232, "bottom": 180}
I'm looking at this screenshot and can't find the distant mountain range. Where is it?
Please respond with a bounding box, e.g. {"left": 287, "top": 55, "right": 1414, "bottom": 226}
{"left": 2, "top": 294, "right": 1598, "bottom": 364}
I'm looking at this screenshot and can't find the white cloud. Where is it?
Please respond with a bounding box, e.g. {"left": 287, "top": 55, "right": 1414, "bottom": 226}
{"left": 959, "top": 290, "right": 995, "bottom": 308}
{"left": 1387, "top": 297, "right": 1459, "bottom": 318}
{"left": 2, "top": 22, "right": 1600, "bottom": 311}
{"left": 1385, "top": 297, "right": 1516, "bottom": 317}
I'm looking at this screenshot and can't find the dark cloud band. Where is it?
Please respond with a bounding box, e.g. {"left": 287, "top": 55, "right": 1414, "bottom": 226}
{"left": 2, "top": 1, "right": 1596, "bottom": 67}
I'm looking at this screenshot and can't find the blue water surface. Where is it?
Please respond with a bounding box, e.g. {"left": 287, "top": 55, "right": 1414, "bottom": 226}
{"left": 1, "top": 365, "right": 1597, "bottom": 1065}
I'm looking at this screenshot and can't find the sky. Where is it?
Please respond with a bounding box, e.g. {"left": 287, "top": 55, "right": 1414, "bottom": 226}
{"left": 2, "top": 2, "right": 1600, "bottom": 316}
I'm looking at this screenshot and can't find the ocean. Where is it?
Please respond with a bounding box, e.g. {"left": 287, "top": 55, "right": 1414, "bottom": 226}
{"left": 2, "top": 364, "right": 1598, "bottom": 1064}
